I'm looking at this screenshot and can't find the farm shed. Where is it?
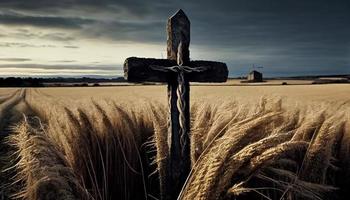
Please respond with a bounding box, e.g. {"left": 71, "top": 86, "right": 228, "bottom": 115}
{"left": 247, "top": 70, "right": 263, "bottom": 82}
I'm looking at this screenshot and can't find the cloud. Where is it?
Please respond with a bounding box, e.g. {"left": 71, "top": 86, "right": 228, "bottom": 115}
{"left": 41, "top": 33, "right": 75, "bottom": 41}
{"left": 0, "top": 0, "right": 348, "bottom": 76}
{"left": 0, "top": 58, "right": 31, "bottom": 62}
{"left": 0, "top": 42, "right": 57, "bottom": 48}
{"left": 52, "top": 60, "right": 76, "bottom": 63}
{"left": 2, "top": 28, "right": 75, "bottom": 42}
{"left": 63, "top": 45, "right": 79, "bottom": 48}
{"left": 0, "top": 11, "right": 94, "bottom": 29}
{"left": 0, "top": 64, "right": 120, "bottom": 71}
{"left": 81, "top": 20, "right": 164, "bottom": 43}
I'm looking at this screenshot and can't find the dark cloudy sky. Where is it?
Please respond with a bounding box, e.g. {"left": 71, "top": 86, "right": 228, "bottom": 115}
{"left": 0, "top": 0, "right": 349, "bottom": 77}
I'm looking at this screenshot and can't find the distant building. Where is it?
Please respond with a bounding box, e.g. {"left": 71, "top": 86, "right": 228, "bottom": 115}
{"left": 247, "top": 70, "right": 263, "bottom": 82}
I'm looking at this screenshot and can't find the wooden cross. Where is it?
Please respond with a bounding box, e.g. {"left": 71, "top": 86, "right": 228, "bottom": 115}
{"left": 124, "top": 9, "right": 228, "bottom": 200}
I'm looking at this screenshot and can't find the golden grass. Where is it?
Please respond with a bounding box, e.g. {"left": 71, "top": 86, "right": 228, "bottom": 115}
{"left": 0, "top": 89, "right": 26, "bottom": 130}
{"left": 0, "top": 85, "right": 349, "bottom": 200}
{"left": 179, "top": 99, "right": 349, "bottom": 200}
{"left": 8, "top": 119, "right": 87, "bottom": 200}
{"left": 21, "top": 92, "right": 162, "bottom": 200}
{"left": 35, "top": 84, "right": 350, "bottom": 104}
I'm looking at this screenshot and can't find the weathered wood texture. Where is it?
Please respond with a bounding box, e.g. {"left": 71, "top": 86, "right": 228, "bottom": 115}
{"left": 187, "top": 60, "right": 228, "bottom": 82}
{"left": 165, "top": 9, "right": 191, "bottom": 200}
{"left": 122, "top": 9, "right": 229, "bottom": 200}
{"left": 165, "top": 78, "right": 190, "bottom": 200}
{"left": 124, "top": 57, "right": 176, "bottom": 82}
{"left": 167, "top": 9, "right": 190, "bottom": 64}
{"left": 124, "top": 58, "right": 228, "bottom": 83}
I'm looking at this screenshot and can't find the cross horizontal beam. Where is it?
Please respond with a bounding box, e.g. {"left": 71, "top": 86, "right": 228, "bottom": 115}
{"left": 124, "top": 57, "right": 228, "bottom": 83}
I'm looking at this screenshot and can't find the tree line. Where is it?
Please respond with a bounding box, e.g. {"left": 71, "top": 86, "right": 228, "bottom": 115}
{"left": 0, "top": 77, "right": 125, "bottom": 87}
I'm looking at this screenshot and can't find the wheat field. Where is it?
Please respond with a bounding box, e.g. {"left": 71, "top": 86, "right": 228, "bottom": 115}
{"left": 0, "top": 84, "right": 349, "bottom": 200}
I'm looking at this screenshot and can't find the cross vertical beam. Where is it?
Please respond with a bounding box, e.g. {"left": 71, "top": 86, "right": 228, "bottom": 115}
{"left": 165, "top": 10, "right": 191, "bottom": 200}
{"left": 123, "top": 9, "right": 229, "bottom": 200}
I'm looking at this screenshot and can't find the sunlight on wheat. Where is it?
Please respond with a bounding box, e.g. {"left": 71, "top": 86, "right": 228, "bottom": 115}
{"left": 1, "top": 87, "right": 349, "bottom": 200}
